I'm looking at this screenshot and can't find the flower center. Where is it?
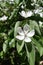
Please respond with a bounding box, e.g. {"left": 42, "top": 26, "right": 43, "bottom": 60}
{"left": 24, "top": 33, "right": 27, "bottom": 38}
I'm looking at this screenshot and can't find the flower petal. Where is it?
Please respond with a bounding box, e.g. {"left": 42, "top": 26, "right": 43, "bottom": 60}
{"left": 27, "top": 30, "right": 35, "bottom": 37}
{"left": 23, "top": 24, "right": 30, "bottom": 33}
{"left": 16, "top": 35, "right": 24, "bottom": 40}
{"left": 24, "top": 37, "right": 31, "bottom": 42}
{"left": 17, "top": 27, "right": 24, "bottom": 35}
{"left": 0, "top": 15, "right": 8, "bottom": 21}
{"left": 19, "top": 11, "right": 26, "bottom": 17}
{"left": 26, "top": 11, "right": 33, "bottom": 17}
{"left": 19, "top": 10, "right": 33, "bottom": 18}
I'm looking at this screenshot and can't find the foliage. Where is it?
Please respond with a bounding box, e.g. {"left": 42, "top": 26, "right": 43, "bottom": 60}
{"left": 0, "top": 0, "right": 43, "bottom": 65}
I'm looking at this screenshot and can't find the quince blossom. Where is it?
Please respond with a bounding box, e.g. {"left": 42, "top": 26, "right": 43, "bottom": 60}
{"left": 16, "top": 24, "right": 35, "bottom": 42}
{"left": 19, "top": 10, "right": 33, "bottom": 18}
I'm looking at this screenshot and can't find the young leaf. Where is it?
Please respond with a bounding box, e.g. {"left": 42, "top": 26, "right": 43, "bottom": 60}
{"left": 29, "top": 44, "right": 35, "bottom": 65}
{"left": 30, "top": 20, "right": 41, "bottom": 35}
{"left": 9, "top": 38, "right": 15, "bottom": 48}
{"left": 14, "top": 21, "right": 20, "bottom": 38}
{"left": 32, "top": 38, "right": 43, "bottom": 56}
{"left": 25, "top": 43, "right": 29, "bottom": 62}
{"left": 15, "top": 0, "right": 20, "bottom": 4}
{"left": 9, "top": 9, "right": 18, "bottom": 20}
{"left": 25, "top": 43, "right": 35, "bottom": 65}
{"left": 3, "top": 40, "right": 8, "bottom": 53}
{"left": 16, "top": 40, "right": 24, "bottom": 53}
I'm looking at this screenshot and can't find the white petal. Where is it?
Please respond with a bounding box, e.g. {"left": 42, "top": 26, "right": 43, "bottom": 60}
{"left": 16, "top": 35, "right": 24, "bottom": 40}
{"left": 27, "top": 30, "right": 35, "bottom": 37}
{"left": 0, "top": 15, "right": 8, "bottom": 21}
{"left": 23, "top": 24, "right": 30, "bottom": 33}
{"left": 19, "top": 10, "right": 33, "bottom": 18}
{"left": 19, "top": 11, "right": 26, "bottom": 17}
{"left": 24, "top": 37, "right": 31, "bottom": 42}
{"left": 34, "top": 9, "right": 39, "bottom": 14}
{"left": 26, "top": 11, "right": 33, "bottom": 17}
{"left": 17, "top": 27, "right": 24, "bottom": 35}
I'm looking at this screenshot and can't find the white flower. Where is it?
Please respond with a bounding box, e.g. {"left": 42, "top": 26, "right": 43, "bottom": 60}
{"left": 34, "top": 7, "right": 43, "bottom": 18}
{"left": 16, "top": 24, "right": 35, "bottom": 43}
{"left": 0, "top": 15, "right": 8, "bottom": 21}
{"left": 19, "top": 10, "right": 33, "bottom": 18}
{"left": 34, "top": 9, "right": 42, "bottom": 14}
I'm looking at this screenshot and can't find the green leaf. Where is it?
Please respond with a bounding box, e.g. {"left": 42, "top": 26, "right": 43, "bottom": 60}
{"left": 15, "top": 0, "right": 20, "bottom": 4}
{"left": 25, "top": 44, "right": 29, "bottom": 62}
{"left": 17, "top": 41, "right": 24, "bottom": 53}
{"left": 39, "top": 37, "right": 43, "bottom": 45}
{"left": 9, "top": 38, "right": 15, "bottom": 48}
{"left": 40, "top": 48, "right": 43, "bottom": 56}
{"left": 32, "top": 38, "right": 43, "bottom": 56}
{"left": 30, "top": 20, "right": 41, "bottom": 35}
{"left": 25, "top": 43, "right": 35, "bottom": 65}
{"left": 14, "top": 21, "right": 20, "bottom": 38}
{"left": 8, "top": 29, "right": 14, "bottom": 36}
{"left": 0, "top": 51, "right": 3, "bottom": 59}
{"left": 9, "top": 9, "right": 18, "bottom": 20}
{"left": 3, "top": 40, "right": 8, "bottom": 53}
{"left": 29, "top": 44, "right": 35, "bottom": 65}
